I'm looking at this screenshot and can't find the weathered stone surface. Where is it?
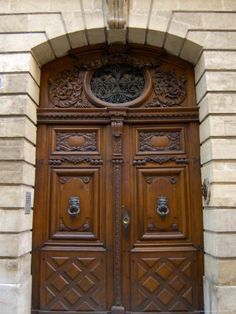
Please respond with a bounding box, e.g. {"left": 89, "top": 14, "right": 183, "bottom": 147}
{"left": 180, "top": 39, "right": 202, "bottom": 64}
{"left": 187, "top": 31, "right": 236, "bottom": 50}
{"left": 0, "top": 95, "right": 37, "bottom": 123}
{"left": 204, "top": 209, "right": 236, "bottom": 232}
{"left": 129, "top": 0, "right": 152, "bottom": 28}
{"left": 196, "top": 72, "right": 236, "bottom": 104}
{"left": 0, "top": 117, "right": 36, "bottom": 144}
{"left": 0, "top": 276, "right": 32, "bottom": 314}
{"left": 202, "top": 162, "right": 236, "bottom": 184}
{"left": 0, "top": 33, "right": 49, "bottom": 52}
{"left": 0, "top": 161, "right": 35, "bottom": 185}
{"left": 200, "top": 116, "right": 236, "bottom": 142}
{"left": 205, "top": 254, "right": 236, "bottom": 285}
{"left": 209, "top": 184, "right": 236, "bottom": 207}
{"left": 0, "top": 53, "right": 40, "bottom": 85}
{"left": 0, "top": 138, "right": 35, "bottom": 164}
{"left": 128, "top": 27, "right": 146, "bottom": 44}
{"left": 0, "top": 73, "right": 39, "bottom": 104}
{"left": 0, "top": 185, "right": 34, "bottom": 208}
{"left": 87, "top": 28, "right": 106, "bottom": 45}
{"left": 164, "top": 33, "right": 184, "bottom": 56}
{"left": 0, "top": 209, "right": 33, "bottom": 233}
{"left": 195, "top": 51, "right": 236, "bottom": 83}
{"left": 204, "top": 231, "right": 236, "bottom": 257}
{"left": 198, "top": 93, "right": 236, "bottom": 122}
{"left": 201, "top": 139, "right": 236, "bottom": 164}
{"left": 68, "top": 30, "right": 88, "bottom": 48}
{"left": 0, "top": 254, "right": 31, "bottom": 284}
{"left": 0, "top": 231, "right": 32, "bottom": 257}
{"left": 212, "top": 285, "right": 236, "bottom": 313}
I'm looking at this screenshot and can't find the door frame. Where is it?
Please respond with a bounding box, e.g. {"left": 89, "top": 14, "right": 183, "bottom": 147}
{"left": 32, "top": 43, "right": 204, "bottom": 313}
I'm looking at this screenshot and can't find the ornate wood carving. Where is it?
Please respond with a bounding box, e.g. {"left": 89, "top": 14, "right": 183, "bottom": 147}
{"left": 139, "top": 131, "right": 181, "bottom": 152}
{"left": 133, "top": 156, "right": 188, "bottom": 165}
{"left": 33, "top": 44, "right": 203, "bottom": 314}
{"left": 49, "top": 157, "right": 103, "bottom": 165}
{"left": 59, "top": 176, "right": 90, "bottom": 184}
{"left": 48, "top": 70, "right": 91, "bottom": 108}
{"left": 56, "top": 132, "right": 97, "bottom": 152}
{"left": 71, "top": 44, "right": 163, "bottom": 71}
{"left": 58, "top": 217, "right": 91, "bottom": 232}
{"left": 37, "top": 108, "right": 199, "bottom": 124}
{"left": 90, "top": 64, "right": 145, "bottom": 104}
{"left": 111, "top": 117, "right": 124, "bottom": 310}
{"left": 146, "top": 67, "right": 187, "bottom": 108}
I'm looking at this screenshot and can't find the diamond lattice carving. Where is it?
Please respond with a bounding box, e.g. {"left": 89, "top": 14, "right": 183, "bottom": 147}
{"left": 132, "top": 255, "right": 195, "bottom": 311}
{"left": 41, "top": 254, "right": 106, "bottom": 311}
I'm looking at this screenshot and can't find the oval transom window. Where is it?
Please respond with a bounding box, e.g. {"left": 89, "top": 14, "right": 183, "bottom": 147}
{"left": 90, "top": 63, "right": 145, "bottom": 104}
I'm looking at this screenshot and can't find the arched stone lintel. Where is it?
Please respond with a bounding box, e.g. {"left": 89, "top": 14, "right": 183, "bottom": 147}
{"left": 31, "top": 27, "right": 203, "bottom": 67}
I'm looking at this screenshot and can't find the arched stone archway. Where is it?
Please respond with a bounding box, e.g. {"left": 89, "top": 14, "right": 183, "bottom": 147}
{"left": 1, "top": 2, "right": 236, "bottom": 313}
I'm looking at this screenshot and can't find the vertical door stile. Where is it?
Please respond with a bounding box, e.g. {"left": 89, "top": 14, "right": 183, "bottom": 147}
{"left": 110, "top": 110, "right": 126, "bottom": 314}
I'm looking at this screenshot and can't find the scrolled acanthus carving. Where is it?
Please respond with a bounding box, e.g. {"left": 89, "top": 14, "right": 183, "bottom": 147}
{"left": 48, "top": 69, "right": 90, "bottom": 108}
{"left": 56, "top": 132, "right": 97, "bottom": 152}
{"left": 49, "top": 157, "right": 103, "bottom": 166}
{"left": 139, "top": 131, "right": 181, "bottom": 152}
{"left": 146, "top": 67, "right": 187, "bottom": 108}
{"left": 133, "top": 156, "right": 188, "bottom": 165}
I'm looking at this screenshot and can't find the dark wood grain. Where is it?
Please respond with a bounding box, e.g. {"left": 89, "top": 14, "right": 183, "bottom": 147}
{"left": 32, "top": 44, "right": 203, "bottom": 313}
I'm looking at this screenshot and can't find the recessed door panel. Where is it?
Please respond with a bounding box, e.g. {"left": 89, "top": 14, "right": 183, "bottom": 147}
{"left": 51, "top": 127, "right": 101, "bottom": 155}
{"left": 130, "top": 250, "right": 197, "bottom": 312}
{"left": 40, "top": 250, "right": 107, "bottom": 311}
{"left": 136, "top": 167, "right": 188, "bottom": 241}
{"left": 50, "top": 168, "right": 102, "bottom": 241}
{"left": 135, "top": 127, "right": 185, "bottom": 155}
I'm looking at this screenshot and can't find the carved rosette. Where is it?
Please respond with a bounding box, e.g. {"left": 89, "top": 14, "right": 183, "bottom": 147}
{"left": 146, "top": 67, "right": 187, "bottom": 107}
{"left": 48, "top": 70, "right": 90, "bottom": 108}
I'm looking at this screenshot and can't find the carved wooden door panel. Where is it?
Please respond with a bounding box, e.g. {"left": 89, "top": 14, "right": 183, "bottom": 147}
{"left": 32, "top": 123, "right": 114, "bottom": 313}
{"left": 121, "top": 122, "right": 203, "bottom": 313}
{"left": 32, "top": 44, "right": 203, "bottom": 314}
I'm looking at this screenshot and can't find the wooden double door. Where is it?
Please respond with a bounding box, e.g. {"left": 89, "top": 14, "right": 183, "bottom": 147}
{"left": 32, "top": 44, "right": 203, "bottom": 313}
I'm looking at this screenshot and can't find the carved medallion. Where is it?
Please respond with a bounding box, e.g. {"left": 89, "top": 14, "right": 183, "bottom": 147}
{"left": 146, "top": 67, "right": 187, "bottom": 107}
{"left": 48, "top": 70, "right": 90, "bottom": 108}
{"left": 56, "top": 132, "right": 96, "bottom": 152}
{"left": 90, "top": 64, "right": 145, "bottom": 104}
{"left": 139, "top": 131, "right": 181, "bottom": 152}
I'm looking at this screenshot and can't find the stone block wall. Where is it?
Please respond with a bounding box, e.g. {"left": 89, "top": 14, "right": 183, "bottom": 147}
{"left": 0, "top": 0, "right": 236, "bottom": 313}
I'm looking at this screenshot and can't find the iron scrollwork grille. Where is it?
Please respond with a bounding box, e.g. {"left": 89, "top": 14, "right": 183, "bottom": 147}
{"left": 90, "top": 63, "right": 145, "bottom": 104}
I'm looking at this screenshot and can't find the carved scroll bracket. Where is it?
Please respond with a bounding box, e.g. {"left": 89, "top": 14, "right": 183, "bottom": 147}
{"left": 106, "top": 0, "right": 128, "bottom": 30}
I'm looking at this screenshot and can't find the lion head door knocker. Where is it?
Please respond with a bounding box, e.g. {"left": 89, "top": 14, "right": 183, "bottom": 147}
{"left": 156, "top": 196, "right": 170, "bottom": 217}
{"left": 67, "top": 196, "right": 80, "bottom": 217}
